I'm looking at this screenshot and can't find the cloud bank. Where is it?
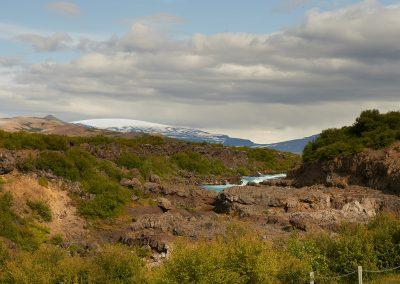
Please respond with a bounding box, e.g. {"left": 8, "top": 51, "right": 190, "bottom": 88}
{"left": 1, "top": 1, "right": 400, "bottom": 143}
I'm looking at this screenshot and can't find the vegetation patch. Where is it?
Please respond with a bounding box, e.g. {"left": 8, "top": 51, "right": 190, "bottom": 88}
{"left": 1, "top": 129, "right": 299, "bottom": 220}
{"left": 0, "top": 214, "right": 399, "bottom": 282}
{"left": 303, "top": 110, "right": 400, "bottom": 162}
{"left": 0, "top": 192, "right": 42, "bottom": 251}
{"left": 27, "top": 200, "right": 52, "bottom": 222}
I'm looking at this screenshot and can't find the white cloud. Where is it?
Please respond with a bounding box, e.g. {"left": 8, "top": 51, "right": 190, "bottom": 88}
{"left": 1, "top": 2, "right": 400, "bottom": 142}
{"left": 45, "top": 1, "right": 81, "bottom": 17}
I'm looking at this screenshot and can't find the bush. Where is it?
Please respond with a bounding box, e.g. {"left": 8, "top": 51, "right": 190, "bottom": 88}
{"left": 27, "top": 200, "right": 52, "bottom": 222}
{"left": 0, "top": 193, "right": 40, "bottom": 251}
{"left": 117, "top": 152, "right": 143, "bottom": 170}
{"left": 38, "top": 177, "right": 48, "bottom": 187}
{"left": 79, "top": 186, "right": 130, "bottom": 219}
{"left": 0, "top": 244, "right": 147, "bottom": 283}
{"left": 303, "top": 110, "right": 400, "bottom": 162}
{"left": 159, "top": 228, "right": 282, "bottom": 283}
{"left": 0, "top": 214, "right": 399, "bottom": 282}
{"left": 172, "top": 151, "right": 227, "bottom": 175}
{"left": 93, "top": 244, "right": 147, "bottom": 283}
{"left": 36, "top": 151, "right": 80, "bottom": 181}
{"left": 0, "top": 131, "right": 68, "bottom": 151}
{"left": 34, "top": 148, "right": 131, "bottom": 219}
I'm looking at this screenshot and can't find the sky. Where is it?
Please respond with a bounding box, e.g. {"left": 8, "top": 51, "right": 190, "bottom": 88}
{"left": 0, "top": 0, "right": 400, "bottom": 143}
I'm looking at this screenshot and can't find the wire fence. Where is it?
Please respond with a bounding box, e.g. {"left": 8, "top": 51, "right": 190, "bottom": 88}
{"left": 310, "top": 264, "right": 400, "bottom": 283}
{"left": 364, "top": 264, "right": 400, "bottom": 274}
{"left": 316, "top": 270, "right": 357, "bottom": 280}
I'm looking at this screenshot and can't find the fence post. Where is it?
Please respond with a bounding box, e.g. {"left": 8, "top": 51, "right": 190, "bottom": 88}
{"left": 358, "top": 266, "right": 363, "bottom": 284}
{"left": 309, "top": 271, "right": 314, "bottom": 284}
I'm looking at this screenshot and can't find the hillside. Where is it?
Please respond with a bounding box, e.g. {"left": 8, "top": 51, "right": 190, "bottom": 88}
{"left": 290, "top": 110, "right": 400, "bottom": 192}
{"left": 1, "top": 113, "right": 400, "bottom": 282}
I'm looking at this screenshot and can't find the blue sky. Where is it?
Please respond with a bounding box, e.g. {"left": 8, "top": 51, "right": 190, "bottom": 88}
{"left": 2, "top": 0, "right": 391, "bottom": 61}
{"left": 1, "top": 1, "right": 400, "bottom": 143}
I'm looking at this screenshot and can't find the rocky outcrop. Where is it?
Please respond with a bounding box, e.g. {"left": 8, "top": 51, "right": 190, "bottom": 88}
{"left": 149, "top": 174, "right": 161, "bottom": 184}
{"left": 289, "top": 142, "right": 400, "bottom": 193}
{"left": 214, "top": 184, "right": 400, "bottom": 231}
{"left": 157, "top": 197, "right": 174, "bottom": 212}
{"left": 0, "top": 150, "right": 16, "bottom": 174}
{"left": 120, "top": 177, "right": 142, "bottom": 189}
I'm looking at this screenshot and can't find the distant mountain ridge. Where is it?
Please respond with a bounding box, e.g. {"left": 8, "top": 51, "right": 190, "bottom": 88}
{"left": 261, "top": 135, "right": 319, "bottom": 154}
{"left": 73, "top": 118, "right": 317, "bottom": 153}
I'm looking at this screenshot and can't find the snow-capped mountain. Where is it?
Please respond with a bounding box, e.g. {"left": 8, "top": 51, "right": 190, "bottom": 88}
{"left": 72, "top": 118, "right": 318, "bottom": 152}
{"left": 72, "top": 119, "right": 255, "bottom": 146}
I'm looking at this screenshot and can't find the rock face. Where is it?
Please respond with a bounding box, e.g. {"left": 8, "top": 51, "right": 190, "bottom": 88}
{"left": 214, "top": 184, "right": 400, "bottom": 231}
{"left": 0, "top": 150, "right": 16, "bottom": 174}
{"left": 289, "top": 142, "right": 400, "bottom": 193}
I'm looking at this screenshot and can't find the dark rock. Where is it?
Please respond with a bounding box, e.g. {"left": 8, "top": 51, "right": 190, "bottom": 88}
{"left": 0, "top": 150, "right": 16, "bottom": 175}
{"left": 144, "top": 182, "right": 161, "bottom": 194}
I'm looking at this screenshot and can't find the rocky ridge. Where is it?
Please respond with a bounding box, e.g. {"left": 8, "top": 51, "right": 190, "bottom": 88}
{"left": 289, "top": 141, "right": 400, "bottom": 193}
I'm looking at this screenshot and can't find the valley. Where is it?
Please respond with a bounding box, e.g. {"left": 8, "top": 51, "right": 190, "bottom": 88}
{"left": 0, "top": 110, "right": 399, "bottom": 283}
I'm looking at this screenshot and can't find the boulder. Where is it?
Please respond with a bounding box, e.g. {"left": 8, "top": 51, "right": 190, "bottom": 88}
{"left": 120, "top": 178, "right": 142, "bottom": 189}
{"left": 0, "top": 150, "right": 16, "bottom": 175}
{"left": 157, "top": 197, "right": 174, "bottom": 212}
{"left": 144, "top": 182, "right": 161, "bottom": 194}
{"left": 149, "top": 174, "right": 161, "bottom": 184}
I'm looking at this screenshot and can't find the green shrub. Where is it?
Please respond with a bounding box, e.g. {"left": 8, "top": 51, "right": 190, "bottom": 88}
{"left": 49, "top": 234, "right": 63, "bottom": 246}
{"left": 93, "top": 244, "right": 147, "bottom": 283}
{"left": 16, "top": 154, "right": 36, "bottom": 172}
{"left": 303, "top": 110, "right": 400, "bottom": 162}
{"left": 159, "top": 229, "right": 281, "bottom": 283}
{"left": 0, "top": 192, "right": 40, "bottom": 251}
{"left": 38, "top": 177, "right": 48, "bottom": 187}
{"left": 0, "top": 131, "right": 68, "bottom": 151}
{"left": 79, "top": 185, "right": 130, "bottom": 219}
{"left": 117, "top": 152, "right": 143, "bottom": 170}
{"left": 172, "top": 151, "right": 227, "bottom": 175}
{"left": 27, "top": 200, "right": 52, "bottom": 222}
{"left": 98, "top": 160, "right": 129, "bottom": 181}
{"left": 36, "top": 151, "right": 80, "bottom": 181}
{"left": 0, "top": 241, "right": 10, "bottom": 268}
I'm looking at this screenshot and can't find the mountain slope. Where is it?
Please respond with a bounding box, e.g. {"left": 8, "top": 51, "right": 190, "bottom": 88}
{"left": 73, "top": 118, "right": 318, "bottom": 151}
{"left": 261, "top": 135, "right": 319, "bottom": 154}
{"left": 73, "top": 119, "right": 255, "bottom": 146}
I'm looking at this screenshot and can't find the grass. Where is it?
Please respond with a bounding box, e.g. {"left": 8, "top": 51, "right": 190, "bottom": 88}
{"left": 27, "top": 200, "right": 52, "bottom": 222}
{"left": 0, "top": 192, "right": 43, "bottom": 251}
{"left": 38, "top": 176, "right": 49, "bottom": 187}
